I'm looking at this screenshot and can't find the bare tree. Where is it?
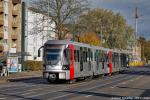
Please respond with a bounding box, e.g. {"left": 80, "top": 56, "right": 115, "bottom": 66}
{"left": 27, "top": 7, "right": 55, "bottom": 40}
{"left": 30, "top": 0, "right": 88, "bottom": 40}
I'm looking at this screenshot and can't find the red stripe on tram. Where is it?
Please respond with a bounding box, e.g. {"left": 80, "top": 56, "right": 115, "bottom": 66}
{"left": 108, "top": 51, "right": 113, "bottom": 76}
{"left": 68, "top": 44, "right": 75, "bottom": 80}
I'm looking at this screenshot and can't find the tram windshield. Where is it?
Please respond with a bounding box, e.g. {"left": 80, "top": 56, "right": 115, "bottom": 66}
{"left": 45, "top": 45, "right": 64, "bottom": 65}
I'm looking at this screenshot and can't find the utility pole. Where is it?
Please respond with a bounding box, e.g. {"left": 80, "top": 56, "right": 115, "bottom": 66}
{"left": 100, "top": 25, "right": 103, "bottom": 47}
{"left": 134, "top": 7, "right": 140, "bottom": 60}
{"left": 21, "top": 1, "right": 26, "bottom": 71}
{"left": 135, "top": 7, "right": 139, "bottom": 40}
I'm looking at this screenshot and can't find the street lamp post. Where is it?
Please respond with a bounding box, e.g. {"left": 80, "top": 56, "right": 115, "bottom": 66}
{"left": 100, "top": 24, "right": 103, "bottom": 47}
{"left": 21, "top": 1, "right": 26, "bottom": 71}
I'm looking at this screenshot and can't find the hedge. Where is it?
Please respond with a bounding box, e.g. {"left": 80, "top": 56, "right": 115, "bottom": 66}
{"left": 24, "top": 60, "right": 43, "bottom": 71}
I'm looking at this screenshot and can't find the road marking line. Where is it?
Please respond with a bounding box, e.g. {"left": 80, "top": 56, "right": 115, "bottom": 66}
{"left": 135, "top": 78, "right": 140, "bottom": 80}
{"left": 129, "top": 80, "right": 134, "bottom": 82}
{"left": 0, "top": 98, "right": 6, "bottom": 100}
{"left": 121, "top": 82, "right": 126, "bottom": 84}
{"left": 22, "top": 91, "right": 36, "bottom": 95}
{"left": 111, "top": 87, "right": 115, "bottom": 88}
{"left": 85, "top": 95, "right": 92, "bottom": 98}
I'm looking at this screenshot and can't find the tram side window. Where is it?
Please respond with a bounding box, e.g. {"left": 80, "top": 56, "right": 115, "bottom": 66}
{"left": 115, "top": 53, "right": 118, "bottom": 68}
{"left": 112, "top": 54, "right": 114, "bottom": 62}
{"left": 95, "top": 50, "right": 99, "bottom": 62}
{"left": 91, "top": 51, "right": 93, "bottom": 61}
{"left": 83, "top": 48, "right": 85, "bottom": 62}
{"left": 86, "top": 48, "right": 88, "bottom": 62}
{"left": 86, "top": 51, "right": 88, "bottom": 62}
{"left": 89, "top": 49, "right": 93, "bottom": 61}
{"left": 74, "top": 50, "right": 77, "bottom": 62}
{"left": 87, "top": 49, "right": 90, "bottom": 61}
{"left": 115, "top": 54, "right": 117, "bottom": 62}
{"left": 82, "top": 48, "right": 88, "bottom": 62}
{"left": 112, "top": 54, "right": 114, "bottom": 67}
{"left": 77, "top": 50, "right": 80, "bottom": 62}
{"left": 117, "top": 54, "right": 119, "bottom": 62}
{"left": 94, "top": 51, "right": 96, "bottom": 61}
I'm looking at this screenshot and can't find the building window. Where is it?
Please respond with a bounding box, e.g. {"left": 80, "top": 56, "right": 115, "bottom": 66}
{"left": 5, "top": 14, "right": 8, "bottom": 20}
{"left": 3, "top": 39, "right": 7, "bottom": 44}
{"left": 4, "top": 26, "right": 8, "bottom": 32}
{"left": 0, "top": 38, "right": 3, "bottom": 42}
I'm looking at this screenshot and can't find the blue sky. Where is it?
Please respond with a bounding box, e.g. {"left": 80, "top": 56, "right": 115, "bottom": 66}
{"left": 88, "top": 0, "right": 150, "bottom": 40}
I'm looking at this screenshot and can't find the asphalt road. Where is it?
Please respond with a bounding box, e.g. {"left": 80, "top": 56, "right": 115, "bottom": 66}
{"left": 0, "top": 67, "right": 150, "bottom": 100}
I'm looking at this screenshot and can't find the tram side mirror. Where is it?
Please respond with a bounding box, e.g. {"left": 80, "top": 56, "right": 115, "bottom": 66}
{"left": 38, "top": 46, "right": 44, "bottom": 57}
{"left": 38, "top": 49, "right": 41, "bottom": 57}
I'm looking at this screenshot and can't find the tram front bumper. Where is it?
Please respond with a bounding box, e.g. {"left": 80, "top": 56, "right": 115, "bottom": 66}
{"left": 43, "top": 70, "right": 70, "bottom": 80}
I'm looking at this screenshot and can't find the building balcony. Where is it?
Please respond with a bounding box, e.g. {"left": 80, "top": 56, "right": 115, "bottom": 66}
{"left": 0, "top": 26, "right": 4, "bottom": 39}
{"left": 11, "top": 34, "right": 18, "bottom": 40}
{"left": 12, "top": 19, "right": 20, "bottom": 28}
{"left": 0, "top": 14, "right": 4, "bottom": 25}
{"left": 0, "top": 7, "right": 4, "bottom": 13}
{"left": 0, "top": 44, "right": 4, "bottom": 52}
{"left": 0, "top": 1, "right": 4, "bottom": 12}
{"left": 12, "top": 4, "right": 21, "bottom": 16}
{"left": 0, "top": 51, "right": 4, "bottom": 57}
{"left": 12, "top": 9, "right": 20, "bottom": 16}
{"left": 12, "top": 0, "right": 21, "bottom": 4}
{"left": 0, "top": 32, "right": 4, "bottom": 39}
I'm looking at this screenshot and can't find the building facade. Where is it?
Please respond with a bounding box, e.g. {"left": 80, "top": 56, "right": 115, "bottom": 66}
{"left": 132, "top": 41, "right": 141, "bottom": 61}
{"left": 26, "top": 7, "right": 55, "bottom": 61}
{"left": 0, "top": 0, "right": 21, "bottom": 62}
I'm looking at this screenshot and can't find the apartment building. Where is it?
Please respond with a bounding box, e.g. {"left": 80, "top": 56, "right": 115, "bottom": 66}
{"left": 0, "top": 0, "right": 21, "bottom": 72}
{"left": 132, "top": 42, "right": 141, "bottom": 61}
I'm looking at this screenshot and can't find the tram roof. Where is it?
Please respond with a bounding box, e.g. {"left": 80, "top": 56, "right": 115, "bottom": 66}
{"left": 45, "top": 40, "right": 131, "bottom": 54}
{"left": 45, "top": 40, "right": 95, "bottom": 48}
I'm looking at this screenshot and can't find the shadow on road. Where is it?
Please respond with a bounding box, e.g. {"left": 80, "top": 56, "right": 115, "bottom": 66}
{"left": 122, "top": 66, "right": 150, "bottom": 76}
{"left": 117, "top": 86, "right": 146, "bottom": 91}
{"left": 63, "top": 90, "right": 124, "bottom": 98}
{"left": 140, "top": 89, "right": 150, "bottom": 97}
{"left": 0, "top": 92, "right": 40, "bottom": 100}
{"left": 8, "top": 76, "right": 49, "bottom": 85}
{"left": 7, "top": 77, "right": 72, "bottom": 85}
{"left": 117, "top": 86, "right": 150, "bottom": 97}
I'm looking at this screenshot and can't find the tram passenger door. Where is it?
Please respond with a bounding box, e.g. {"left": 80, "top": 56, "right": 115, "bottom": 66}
{"left": 87, "top": 49, "right": 92, "bottom": 76}
{"left": 80, "top": 48, "right": 84, "bottom": 76}
{"left": 103, "top": 53, "right": 108, "bottom": 74}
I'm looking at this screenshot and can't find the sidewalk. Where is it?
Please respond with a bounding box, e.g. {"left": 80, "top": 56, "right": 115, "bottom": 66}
{"left": 0, "top": 70, "right": 42, "bottom": 84}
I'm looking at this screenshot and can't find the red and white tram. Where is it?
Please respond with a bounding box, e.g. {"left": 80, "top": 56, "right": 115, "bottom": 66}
{"left": 38, "top": 40, "right": 131, "bottom": 83}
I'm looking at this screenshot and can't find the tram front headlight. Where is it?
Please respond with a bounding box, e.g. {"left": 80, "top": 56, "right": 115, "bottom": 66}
{"left": 62, "top": 65, "right": 70, "bottom": 70}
